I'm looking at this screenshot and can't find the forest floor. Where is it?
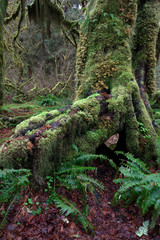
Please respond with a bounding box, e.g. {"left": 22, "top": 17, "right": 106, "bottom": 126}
{"left": 0, "top": 103, "right": 160, "bottom": 240}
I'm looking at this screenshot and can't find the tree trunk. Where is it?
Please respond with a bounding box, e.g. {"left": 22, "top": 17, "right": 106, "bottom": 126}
{"left": 76, "top": 0, "right": 159, "bottom": 159}
{"left": 0, "top": 21, "right": 4, "bottom": 106}
{"left": 0, "top": 0, "right": 159, "bottom": 181}
{"left": 0, "top": 0, "right": 8, "bottom": 106}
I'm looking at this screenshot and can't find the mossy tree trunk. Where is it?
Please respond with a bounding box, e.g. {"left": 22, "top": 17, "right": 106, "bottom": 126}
{"left": 0, "top": 0, "right": 8, "bottom": 106}
{"left": 0, "top": 0, "right": 159, "bottom": 181}
{"left": 0, "top": 21, "right": 4, "bottom": 106}
{"left": 132, "top": 0, "right": 160, "bottom": 116}
{"left": 75, "top": 0, "right": 159, "bottom": 157}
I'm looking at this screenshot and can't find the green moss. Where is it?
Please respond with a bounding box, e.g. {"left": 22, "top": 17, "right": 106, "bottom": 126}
{"left": 0, "top": 138, "right": 30, "bottom": 169}
{"left": 26, "top": 129, "right": 37, "bottom": 136}
{"left": 23, "top": 96, "right": 102, "bottom": 177}
{"left": 72, "top": 95, "right": 100, "bottom": 116}
{"left": 107, "top": 86, "right": 128, "bottom": 113}
{"left": 75, "top": 0, "right": 137, "bottom": 100}
{"left": 14, "top": 109, "right": 60, "bottom": 136}
{"left": 131, "top": 88, "right": 158, "bottom": 161}
{"left": 132, "top": 1, "right": 160, "bottom": 97}
{"left": 0, "top": 23, "right": 4, "bottom": 106}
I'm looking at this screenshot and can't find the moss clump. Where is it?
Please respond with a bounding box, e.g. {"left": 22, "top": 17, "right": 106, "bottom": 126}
{"left": 14, "top": 110, "right": 60, "bottom": 136}
{"left": 72, "top": 95, "right": 100, "bottom": 117}
{"left": 0, "top": 138, "right": 31, "bottom": 169}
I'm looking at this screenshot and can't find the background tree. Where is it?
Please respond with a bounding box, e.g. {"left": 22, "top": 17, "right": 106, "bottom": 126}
{"left": 3, "top": 0, "right": 80, "bottom": 102}
{"left": 0, "top": 0, "right": 8, "bottom": 106}
{"left": 0, "top": 0, "right": 159, "bottom": 182}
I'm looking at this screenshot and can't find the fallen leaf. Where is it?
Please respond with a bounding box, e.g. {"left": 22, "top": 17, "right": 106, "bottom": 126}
{"left": 27, "top": 141, "right": 33, "bottom": 151}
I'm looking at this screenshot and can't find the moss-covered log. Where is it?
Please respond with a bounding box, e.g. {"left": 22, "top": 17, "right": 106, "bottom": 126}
{"left": 0, "top": 0, "right": 159, "bottom": 181}
{"left": 0, "top": 95, "right": 116, "bottom": 180}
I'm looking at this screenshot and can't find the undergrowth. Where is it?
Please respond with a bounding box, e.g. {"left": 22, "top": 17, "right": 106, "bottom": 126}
{"left": 113, "top": 152, "right": 160, "bottom": 230}
{"left": 37, "top": 94, "right": 72, "bottom": 108}
{"left": 0, "top": 169, "right": 31, "bottom": 229}
{"left": 45, "top": 146, "right": 106, "bottom": 234}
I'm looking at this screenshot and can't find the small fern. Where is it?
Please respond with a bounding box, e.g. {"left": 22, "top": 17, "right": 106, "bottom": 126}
{"left": 53, "top": 193, "right": 91, "bottom": 232}
{"left": 46, "top": 149, "right": 105, "bottom": 234}
{"left": 113, "top": 152, "right": 160, "bottom": 229}
{"left": 0, "top": 169, "right": 31, "bottom": 229}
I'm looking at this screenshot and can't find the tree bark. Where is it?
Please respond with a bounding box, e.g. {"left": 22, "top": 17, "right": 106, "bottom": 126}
{"left": 0, "top": 0, "right": 159, "bottom": 181}
{"left": 75, "top": 0, "right": 158, "bottom": 157}
{"left": 0, "top": 0, "right": 8, "bottom": 106}
{"left": 0, "top": 21, "right": 4, "bottom": 106}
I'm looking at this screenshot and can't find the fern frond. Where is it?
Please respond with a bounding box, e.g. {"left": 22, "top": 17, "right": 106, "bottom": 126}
{"left": 0, "top": 168, "right": 31, "bottom": 229}
{"left": 73, "top": 154, "right": 106, "bottom": 166}
{"left": 108, "top": 159, "right": 118, "bottom": 170}
{"left": 118, "top": 165, "right": 145, "bottom": 179}
{"left": 140, "top": 173, "right": 160, "bottom": 186}
{"left": 57, "top": 166, "right": 96, "bottom": 175}
{"left": 71, "top": 144, "right": 79, "bottom": 154}
{"left": 54, "top": 194, "right": 81, "bottom": 216}
{"left": 77, "top": 174, "right": 104, "bottom": 190}
{"left": 0, "top": 192, "right": 20, "bottom": 229}
{"left": 116, "top": 152, "right": 150, "bottom": 174}
{"left": 53, "top": 193, "right": 89, "bottom": 231}
{"left": 113, "top": 152, "right": 160, "bottom": 230}
{"left": 150, "top": 208, "right": 160, "bottom": 229}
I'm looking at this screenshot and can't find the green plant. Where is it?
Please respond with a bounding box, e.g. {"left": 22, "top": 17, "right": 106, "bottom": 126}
{"left": 24, "top": 198, "right": 42, "bottom": 215}
{"left": 45, "top": 148, "right": 105, "bottom": 234}
{"left": 113, "top": 152, "right": 160, "bottom": 229}
{"left": 0, "top": 169, "right": 31, "bottom": 229}
{"left": 39, "top": 94, "right": 57, "bottom": 106}
{"left": 138, "top": 122, "right": 151, "bottom": 139}
{"left": 26, "top": 206, "right": 42, "bottom": 215}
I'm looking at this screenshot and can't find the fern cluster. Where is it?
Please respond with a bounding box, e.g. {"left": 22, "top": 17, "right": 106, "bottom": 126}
{"left": 45, "top": 146, "right": 105, "bottom": 233}
{"left": 113, "top": 152, "right": 160, "bottom": 229}
{"left": 0, "top": 169, "right": 31, "bottom": 229}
